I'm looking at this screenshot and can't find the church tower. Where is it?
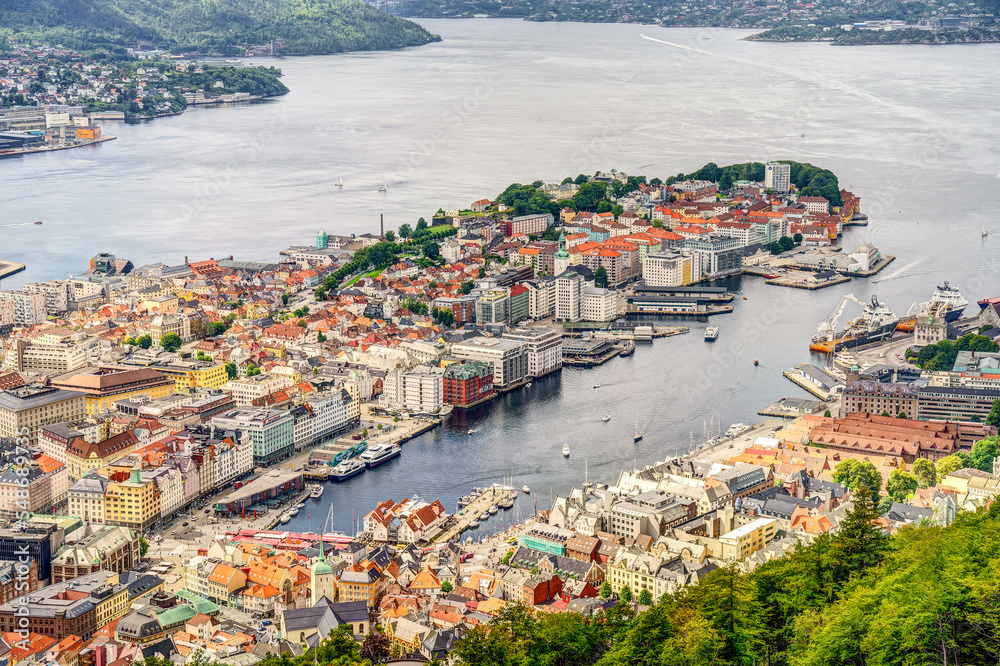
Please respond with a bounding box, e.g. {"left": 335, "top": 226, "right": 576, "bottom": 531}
{"left": 310, "top": 537, "right": 336, "bottom": 604}
{"left": 553, "top": 230, "right": 570, "bottom": 277}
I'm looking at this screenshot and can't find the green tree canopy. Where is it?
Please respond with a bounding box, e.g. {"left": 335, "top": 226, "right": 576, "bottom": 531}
{"left": 831, "top": 459, "right": 882, "bottom": 500}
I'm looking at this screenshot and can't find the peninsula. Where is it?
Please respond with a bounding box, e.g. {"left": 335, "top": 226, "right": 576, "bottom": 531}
{"left": 0, "top": 162, "right": 997, "bottom": 666}
{"left": 0, "top": 0, "right": 440, "bottom": 56}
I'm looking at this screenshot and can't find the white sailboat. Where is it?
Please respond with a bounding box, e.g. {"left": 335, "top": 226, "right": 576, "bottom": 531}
{"left": 335, "top": 175, "right": 343, "bottom": 188}
{"left": 377, "top": 182, "right": 387, "bottom": 192}
{"left": 634, "top": 408, "right": 643, "bottom": 442}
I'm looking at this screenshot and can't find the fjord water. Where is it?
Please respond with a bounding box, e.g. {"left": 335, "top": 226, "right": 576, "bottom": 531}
{"left": 3, "top": 20, "right": 1000, "bottom": 535}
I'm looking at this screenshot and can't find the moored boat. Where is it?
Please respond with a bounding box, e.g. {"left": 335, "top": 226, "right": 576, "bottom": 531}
{"left": 279, "top": 514, "right": 291, "bottom": 524}
{"left": 309, "top": 484, "right": 324, "bottom": 499}
{"left": 360, "top": 444, "right": 401, "bottom": 469}
{"left": 330, "top": 459, "right": 365, "bottom": 482}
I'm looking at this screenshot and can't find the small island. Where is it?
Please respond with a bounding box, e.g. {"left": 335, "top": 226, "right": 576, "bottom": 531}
{"left": 746, "top": 24, "right": 1000, "bottom": 45}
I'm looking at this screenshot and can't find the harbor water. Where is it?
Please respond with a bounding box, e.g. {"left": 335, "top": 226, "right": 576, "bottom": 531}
{"left": 3, "top": 20, "right": 1000, "bottom": 535}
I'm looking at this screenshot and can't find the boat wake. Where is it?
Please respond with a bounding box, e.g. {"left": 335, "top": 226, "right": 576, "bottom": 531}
{"left": 0, "top": 222, "right": 35, "bottom": 228}
{"left": 874, "top": 258, "right": 923, "bottom": 283}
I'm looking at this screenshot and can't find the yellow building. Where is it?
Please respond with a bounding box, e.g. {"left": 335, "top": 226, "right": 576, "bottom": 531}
{"left": 337, "top": 566, "right": 382, "bottom": 609}
{"left": 151, "top": 361, "right": 229, "bottom": 393}
{"left": 92, "top": 578, "right": 131, "bottom": 628}
{"left": 141, "top": 294, "right": 179, "bottom": 313}
{"left": 66, "top": 430, "right": 139, "bottom": 481}
{"left": 51, "top": 366, "right": 175, "bottom": 416}
{"left": 104, "top": 468, "right": 162, "bottom": 530}
{"left": 718, "top": 517, "right": 778, "bottom": 561}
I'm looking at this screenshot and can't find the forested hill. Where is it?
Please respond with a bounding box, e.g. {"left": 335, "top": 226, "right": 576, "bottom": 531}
{"left": 0, "top": 0, "right": 441, "bottom": 55}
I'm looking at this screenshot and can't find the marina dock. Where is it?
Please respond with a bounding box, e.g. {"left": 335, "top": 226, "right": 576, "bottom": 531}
{"left": 435, "top": 485, "right": 513, "bottom": 543}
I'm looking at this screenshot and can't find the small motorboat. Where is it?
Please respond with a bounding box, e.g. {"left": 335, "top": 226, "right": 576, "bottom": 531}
{"left": 467, "top": 428, "right": 477, "bottom": 435}
{"left": 489, "top": 506, "right": 499, "bottom": 515}
{"left": 526, "top": 382, "right": 532, "bottom": 388}
{"left": 289, "top": 507, "right": 299, "bottom": 516}
{"left": 602, "top": 415, "right": 611, "bottom": 422}
{"left": 753, "top": 359, "right": 759, "bottom": 366}
{"left": 593, "top": 384, "right": 601, "bottom": 389}
{"left": 279, "top": 514, "right": 291, "bottom": 524}
{"left": 522, "top": 486, "right": 531, "bottom": 494}
{"left": 742, "top": 296, "right": 747, "bottom": 300}
{"left": 34, "top": 221, "right": 42, "bottom": 225}
{"left": 562, "top": 443, "right": 570, "bottom": 458}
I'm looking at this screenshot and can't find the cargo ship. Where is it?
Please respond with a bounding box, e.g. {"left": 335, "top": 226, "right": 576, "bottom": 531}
{"left": 978, "top": 295, "right": 1000, "bottom": 311}
{"left": 810, "top": 296, "right": 898, "bottom": 353}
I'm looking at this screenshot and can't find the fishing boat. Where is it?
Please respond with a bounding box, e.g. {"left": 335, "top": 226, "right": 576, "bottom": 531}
{"left": 602, "top": 414, "right": 611, "bottom": 423}
{"left": 522, "top": 485, "right": 531, "bottom": 494}
{"left": 309, "top": 484, "right": 323, "bottom": 499}
{"left": 562, "top": 443, "right": 570, "bottom": 457}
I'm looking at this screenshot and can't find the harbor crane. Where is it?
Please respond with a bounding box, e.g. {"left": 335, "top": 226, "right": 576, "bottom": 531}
{"left": 815, "top": 293, "right": 866, "bottom": 341}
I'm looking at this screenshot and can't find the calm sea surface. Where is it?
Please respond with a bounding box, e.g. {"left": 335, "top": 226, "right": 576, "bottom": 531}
{"left": 3, "top": 20, "right": 1000, "bottom": 535}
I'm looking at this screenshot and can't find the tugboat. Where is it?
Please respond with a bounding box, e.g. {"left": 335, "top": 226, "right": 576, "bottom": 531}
{"left": 619, "top": 340, "right": 636, "bottom": 356}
